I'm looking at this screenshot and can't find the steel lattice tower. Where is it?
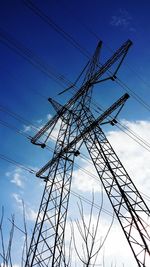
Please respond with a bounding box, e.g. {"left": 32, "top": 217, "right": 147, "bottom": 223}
{"left": 25, "top": 40, "right": 150, "bottom": 267}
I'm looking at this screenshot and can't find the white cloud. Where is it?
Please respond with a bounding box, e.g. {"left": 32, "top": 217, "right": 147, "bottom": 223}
{"left": 72, "top": 161, "right": 101, "bottom": 193}
{"left": 11, "top": 173, "right": 23, "bottom": 187}
{"left": 103, "top": 120, "right": 150, "bottom": 265}
{"left": 100, "top": 220, "right": 136, "bottom": 267}
{"left": 46, "top": 119, "right": 60, "bottom": 142}
{"left": 110, "top": 9, "right": 136, "bottom": 32}
{"left": 107, "top": 120, "right": 150, "bottom": 196}
{"left": 12, "top": 193, "right": 23, "bottom": 205}
{"left": 47, "top": 113, "right": 52, "bottom": 120}
{"left": 72, "top": 119, "right": 150, "bottom": 198}
{"left": 12, "top": 193, "right": 37, "bottom": 222}
{"left": 22, "top": 113, "right": 53, "bottom": 134}
{"left": 25, "top": 207, "right": 37, "bottom": 222}
{"left": 6, "top": 168, "right": 24, "bottom": 188}
{"left": 22, "top": 124, "right": 33, "bottom": 133}
{"left": 64, "top": 212, "right": 136, "bottom": 267}
{"left": 111, "top": 15, "right": 130, "bottom": 27}
{"left": 67, "top": 120, "right": 150, "bottom": 266}
{"left": 9, "top": 119, "right": 150, "bottom": 267}
{"left": 22, "top": 112, "right": 59, "bottom": 143}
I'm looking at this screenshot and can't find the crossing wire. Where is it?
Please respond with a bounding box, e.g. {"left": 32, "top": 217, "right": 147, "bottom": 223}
{"left": 1, "top": 101, "right": 150, "bottom": 165}
{"left": 61, "top": 86, "right": 150, "bottom": 153}
{"left": 0, "top": 35, "right": 148, "bottom": 161}
{"left": 0, "top": 27, "right": 70, "bottom": 89}
{"left": 0, "top": 8, "right": 150, "bottom": 206}
{"left": 24, "top": 0, "right": 90, "bottom": 58}
{"left": 0, "top": 153, "right": 35, "bottom": 174}
{"left": 0, "top": 151, "right": 114, "bottom": 218}
{"left": 1, "top": 26, "right": 150, "bottom": 133}
{"left": 1, "top": 151, "right": 150, "bottom": 220}
{"left": 60, "top": 0, "right": 150, "bottom": 105}
{"left": 1, "top": 116, "right": 150, "bottom": 207}
{"left": 1, "top": 50, "right": 149, "bottom": 155}
{"left": 0, "top": 118, "right": 101, "bottom": 182}
{"left": 1, "top": 25, "right": 150, "bottom": 116}
{"left": 2, "top": 106, "right": 150, "bottom": 219}
{"left": 23, "top": 0, "right": 150, "bottom": 114}
{"left": 1, "top": 96, "right": 150, "bottom": 167}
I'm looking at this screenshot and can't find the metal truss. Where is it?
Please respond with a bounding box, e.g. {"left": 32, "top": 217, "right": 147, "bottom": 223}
{"left": 25, "top": 90, "right": 95, "bottom": 266}
{"left": 47, "top": 95, "right": 150, "bottom": 267}
{"left": 24, "top": 39, "right": 145, "bottom": 267}
{"left": 82, "top": 118, "right": 150, "bottom": 267}
{"left": 25, "top": 38, "right": 102, "bottom": 267}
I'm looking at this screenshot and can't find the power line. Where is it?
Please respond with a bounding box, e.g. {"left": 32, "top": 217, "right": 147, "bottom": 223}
{"left": 0, "top": 151, "right": 114, "bottom": 219}
{"left": 23, "top": 0, "right": 150, "bottom": 115}
{"left": 2, "top": 100, "right": 150, "bottom": 172}
{"left": 58, "top": 0, "right": 150, "bottom": 113}
{"left": 1, "top": 150, "right": 150, "bottom": 222}
{"left": 90, "top": 100, "right": 150, "bottom": 152}
{"left": 1, "top": 48, "right": 149, "bottom": 159}
{"left": 24, "top": 0, "right": 90, "bottom": 58}
{"left": 1, "top": 5, "right": 150, "bottom": 264}
{"left": 0, "top": 27, "right": 71, "bottom": 90}
{"left": 1, "top": 116, "right": 150, "bottom": 207}
{"left": 2, "top": 105, "right": 150, "bottom": 212}
{"left": 1, "top": 23, "right": 150, "bottom": 119}
{"left": 0, "top": 153, "right": 35, "bottom": 174}
{"left": 115, "top": 78, "right": 150, "bottom": 112}
{"left": 0, "top": 117, "right": 99, "bottom": 183}
{"left": 56, "top": 84, "right": 150, "bottom": 154}
{"left": 1, "top": 11, "right": 150, "bottom": 120}
{"left": 0, "top": 17, "right": 150, "bottom": 209}
{"left": 1, "top": 95, "right": 150, "bottom": 170}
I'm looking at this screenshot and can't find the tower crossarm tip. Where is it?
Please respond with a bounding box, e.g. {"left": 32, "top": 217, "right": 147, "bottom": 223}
{"left": 36, "top": 93, "right": 129, "bottom": 177}
{"left": 31, "top": 39, "right": 132, "bottom": 147}
{"left": 90, "top": 39, "right": 132, "bottom": 85}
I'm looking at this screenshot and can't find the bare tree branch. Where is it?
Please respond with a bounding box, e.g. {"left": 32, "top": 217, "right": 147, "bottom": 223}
{"left": 0, "top": 207, "right": 6, "bottom": 266}
{"left": 72, "top": 191, "right": 114, "bottom": 267}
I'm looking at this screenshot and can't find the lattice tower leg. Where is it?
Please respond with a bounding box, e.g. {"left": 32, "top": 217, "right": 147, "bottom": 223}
{"left": 82, "top": 122, "right": 150, "bottom": 267}
{"left": 25, "top": 87, "right": 94, "bottom": 267}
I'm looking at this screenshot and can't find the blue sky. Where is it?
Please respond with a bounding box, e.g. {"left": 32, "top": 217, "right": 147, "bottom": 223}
{"left": 1, "top": 1, "right": 150, "bottom": 266}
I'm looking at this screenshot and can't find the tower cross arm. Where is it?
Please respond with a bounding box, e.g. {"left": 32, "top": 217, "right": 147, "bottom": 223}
{"left": 31, "top": 113, "right": 59, "bottom": 145}
{"left": 36, "top": 93, "right": 129, "bottom": 177}
{"left": 31, "top": 40, "right": 132, "bottom": 145}
{"left": 90, "top": 39, "right": 132, "bottom": 84}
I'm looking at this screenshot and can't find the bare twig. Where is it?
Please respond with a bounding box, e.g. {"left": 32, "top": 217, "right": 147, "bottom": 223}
{"left": 72, "top": 191, "right": 114, "bottom": 267}
{"left": 0, "top": 207, "right": 6, "bottom": 266}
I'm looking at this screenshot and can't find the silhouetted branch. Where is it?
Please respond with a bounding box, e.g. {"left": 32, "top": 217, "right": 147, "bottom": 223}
{"left": 0, "top": 203, "right": 29, "bottom": 267}
{"left": 72, "top": 191, "right": 114, "bottom": 267}
{"left": 0, "top": 207, "right": 5, "bottom": 266}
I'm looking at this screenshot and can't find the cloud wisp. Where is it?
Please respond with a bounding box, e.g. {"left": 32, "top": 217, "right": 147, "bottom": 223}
{"left": 72, "top": 161, "right": 101, "bottom": 193}
{"left": 6, "top": 167, "right": 25, "bottom": 188}
{"left": 12, "top": 193, "right": 37, "bottom": 222}
{"left": 110, "top": 9, "right": 136, "bottom": 32}
{"left": 107, "top": 119, "right": 150, "bottom": 196}
{"left": 22, "top": 112, "right": 60, "bottom": 143}
{"left": 6, "top": 119, "right": 150, "bottom": 267}
{"left": 72, "top": 120, "right": 150, "bottom": 198}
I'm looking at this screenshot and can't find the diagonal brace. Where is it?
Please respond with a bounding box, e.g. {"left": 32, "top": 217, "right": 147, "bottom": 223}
{"left": 36, "top": 93, "right": 129, "bottom": 177}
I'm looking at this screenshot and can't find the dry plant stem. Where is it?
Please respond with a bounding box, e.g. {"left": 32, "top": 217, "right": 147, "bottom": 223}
{"left": 6, "top": 214, "right": 15, "bottom": 267}
{"left": 0, "top": 207, "right": 5, "bottom": 266}
{"left": 62, "top": 235, "right": 73, "bottom": 267}
{"left": 0, "top": 211, "right": 15, "bottom": 267}
{"left": 0, "top": 202, "right": 29, "bottom": 267}
{"left": 21, "top": 200, "right": 28, "bottom": 267}
{"left": 72, "top": 190, "right": 114, "bottom": 267}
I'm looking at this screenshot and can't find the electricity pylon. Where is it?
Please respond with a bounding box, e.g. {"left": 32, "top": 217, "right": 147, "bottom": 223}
{"left": 25, "top": 40, "right": 150, "bottom": 267}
